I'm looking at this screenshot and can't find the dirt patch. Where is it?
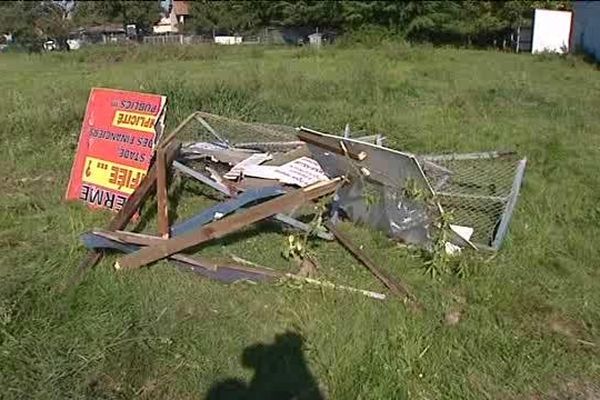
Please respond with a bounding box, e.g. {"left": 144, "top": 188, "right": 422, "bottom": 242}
{"left": 443, "top": 290, "right": 467, "bottom": 326}
{"left": 544, "top": 380, "right": 600, "bottom": 400}
{"left": 548, "top": 314, "right": 582, "bottom": 339}
{"left": 547, "top": 314, "right": 597, "bottom": 349}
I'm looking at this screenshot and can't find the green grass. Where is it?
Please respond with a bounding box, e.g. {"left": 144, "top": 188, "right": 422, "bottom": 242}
{"left": 1, "top": 43, "right": 599, "bottom": 399}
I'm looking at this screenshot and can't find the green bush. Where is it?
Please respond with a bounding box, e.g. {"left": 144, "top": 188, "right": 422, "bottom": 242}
{"left": 336, "top": 25, "right": 407, "bottom": 48}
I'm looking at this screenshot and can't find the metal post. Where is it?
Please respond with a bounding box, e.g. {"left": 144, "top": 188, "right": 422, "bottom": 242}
{"left": 491, "top": 158, "right": 527, "bottom": 250}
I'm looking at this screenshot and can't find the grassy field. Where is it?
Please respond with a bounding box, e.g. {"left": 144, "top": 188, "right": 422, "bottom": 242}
{"left": 1, "top": 43, "right": 599, "bottom": 399}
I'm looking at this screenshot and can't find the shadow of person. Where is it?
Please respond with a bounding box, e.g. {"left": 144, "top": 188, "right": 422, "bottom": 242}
{"left": 206, "top": 331, "right": 324, "bottom": 400}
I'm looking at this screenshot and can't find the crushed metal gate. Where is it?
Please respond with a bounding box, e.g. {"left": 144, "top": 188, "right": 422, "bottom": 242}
{"left": 170, "top": 111, "right": 526, "bottom": 250}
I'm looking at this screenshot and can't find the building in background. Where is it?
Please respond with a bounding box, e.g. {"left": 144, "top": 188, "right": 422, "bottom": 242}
{"left": 172, "top": 1, "right": 190, "bottom": 26}
{"left": 572, "top": 1, "right": 600, "bottom": 61}
{"left": 152, "top": 1, "right": 189, "bottom": 35}
{"left": 308, "top": 32, "right": 323, "bottom": 47}
{"left": 531, "top": 9, "right": 573, "bottom": 54}
{"left": 153, "top": 12, "right": 178, "bottom": 34}
{"left": 77, "top": 24, "right": 127, "bottom": 44}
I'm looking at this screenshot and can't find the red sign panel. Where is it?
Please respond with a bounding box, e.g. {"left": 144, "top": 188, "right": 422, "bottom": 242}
{"left": 65, "top": 88, "right": 167, "bottom": 211}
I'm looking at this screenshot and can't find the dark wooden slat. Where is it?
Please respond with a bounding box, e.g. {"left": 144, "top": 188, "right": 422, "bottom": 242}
{"left": 156, "top": 148, "right": 170, "bottom": 238}
{"left": 94, "top": 229, "right": 166, "bottom": 246}
{"left": 92, "top": 230, "right": 279, "bottom": 277}
{"left": 297, "top": 128, "right": 367, "bottom": 161}
{"left": 107, "top": 141, "right": 180, "bottom": 232}
{"left": 115, "top": 179, "right": 341, "bottom": 270}
{"left": 92, "top": 230, "right": 218, "bottom": 271}
{"left": 325, "top": 221, "right": 419, "bottom": 306}
{"left": 264, "top": 145, "right": 310, "bottom": 166}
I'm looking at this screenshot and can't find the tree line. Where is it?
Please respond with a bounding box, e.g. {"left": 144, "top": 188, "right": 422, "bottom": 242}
{"left": 0, "top": 1, "right": 570, "bottom": 51}
{"left": 186, "top": 0, "right": 570, "bottom": 45}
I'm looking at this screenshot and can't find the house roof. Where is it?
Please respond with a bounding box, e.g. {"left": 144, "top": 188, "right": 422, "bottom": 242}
{"left": 172, "top": 1, "right": 189, "bottom": 16}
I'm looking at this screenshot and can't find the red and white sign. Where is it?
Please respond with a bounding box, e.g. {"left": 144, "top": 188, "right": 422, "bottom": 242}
{"left": 65, "top": 88, "right": 167, "bottom": 211}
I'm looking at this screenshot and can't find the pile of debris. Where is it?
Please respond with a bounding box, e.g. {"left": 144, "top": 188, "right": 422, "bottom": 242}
{"left": 77, "top": 111, "right": 526, "bottom": 305}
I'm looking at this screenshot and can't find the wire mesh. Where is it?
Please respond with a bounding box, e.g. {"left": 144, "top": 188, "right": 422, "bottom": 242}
{"left": 419, "top": 153, "right": 523, "bottom": 248}
{"left": 172, "top": 112, "right": 298, "bottom": 147}
{"left": 195, "top": 111, "right": 298, "bottom": 144}
{"left": 177, "top": 112, "right": 302, "bottom": 174}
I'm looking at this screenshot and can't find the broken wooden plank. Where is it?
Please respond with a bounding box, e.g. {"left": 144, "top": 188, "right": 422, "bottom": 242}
{"left": 88, "top": 231, "right": 279, "bottom": 278}
{"left": 297, "top": 127, "right": 367, "bottom": 161}
{"left": 156, "top": 147, "right": 170, "bottom": 238}
{"left": 115, "top": 179, "right": 342, "bottom": 270}
{"left": 88, "top": 230, "right": 218, "bottom": 271}
{"left": 170, "top": 186, "right": 285, "bottom": 236}
{"left": 325, "top": 221, "right": 419, "bottom": 306}
{"left": 94, "top": 230, "right": 165, "bottom": 246}
{"left": 265, "top": 145, "right": 310, "bottom": 166}
{"left": 72, "top": 141, "right": 182, "bottom": 275}
{"left": 83, "top": 232, "right": 277, "bottom": 282}
{"left": 86, "top": 230, "right": 380, "bottom": 297}
{"left": 108, "top": 141, "right": 180, "bottom": 232}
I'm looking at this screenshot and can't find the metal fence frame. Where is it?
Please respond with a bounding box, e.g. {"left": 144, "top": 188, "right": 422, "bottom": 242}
{"left": 421, "top": 151, "right": 527, "bottom": 251}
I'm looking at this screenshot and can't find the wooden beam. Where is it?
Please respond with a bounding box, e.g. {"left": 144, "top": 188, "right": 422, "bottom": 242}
{"left": 297, "top": 127, "right": 367, "bottom": 161}
{"left": 115, "top": 179, "right": 341, "bottom": 270}
{"left": 93, "top": 229, "right": 166, "bottom": 246}
{"left": 91, "top": 230, "right": 281, "bottom": 278}
{"left": 72, "top": 141, "right": 181, "bottom": 275}
{"left": 107, "top": 141, "right": 180, "bottom": 232}
{"left": 325, "top": 221, "right": 420, "bottom": 307}
{"left": 91, "top": 230, "right": 219, "bottom": 271}
{"left": 156, "top": 148, "right": 170, "bottom": 238}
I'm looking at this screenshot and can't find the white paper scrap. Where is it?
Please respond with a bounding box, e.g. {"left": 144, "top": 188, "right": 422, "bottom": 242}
{"left": 445, "top": 242, "right": 463, "bottom": 256}
{"left": 224, "top": 153, "right": 272, "bottom": 179}
{"left": 274, "top": 157, "right": 328, "bottom": 187}
{"left": 449, "top": 224, "right": 474, "bottom": 241}
{"left": 445, "top": 224, "right": 474, "bottom": 255}
{"left": 242, "top": 165, "right": 287, "bottom": 181}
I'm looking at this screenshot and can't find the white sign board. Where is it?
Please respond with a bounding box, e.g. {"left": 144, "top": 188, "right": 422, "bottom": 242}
{"left": 242, "top": 165, "right": 285, "bottom": 181}
{"left": 225, "top": 155, "right": 328, "bottom": 187}
{"left": 532, "top": 9, "right": 573, "bottom": 54}
{"left": 224, "top": 153, "right": 272, "bottom": 179}
{"left": 274, "top": 157, "right": 328, "bottom": 187}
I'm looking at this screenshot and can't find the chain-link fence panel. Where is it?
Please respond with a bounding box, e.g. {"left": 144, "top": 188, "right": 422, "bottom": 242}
{"left": 167, "top": 111, "right": 297, "bottom": 145}
{"left": 419, "top": 152, "right": 526, "bottom": 250}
